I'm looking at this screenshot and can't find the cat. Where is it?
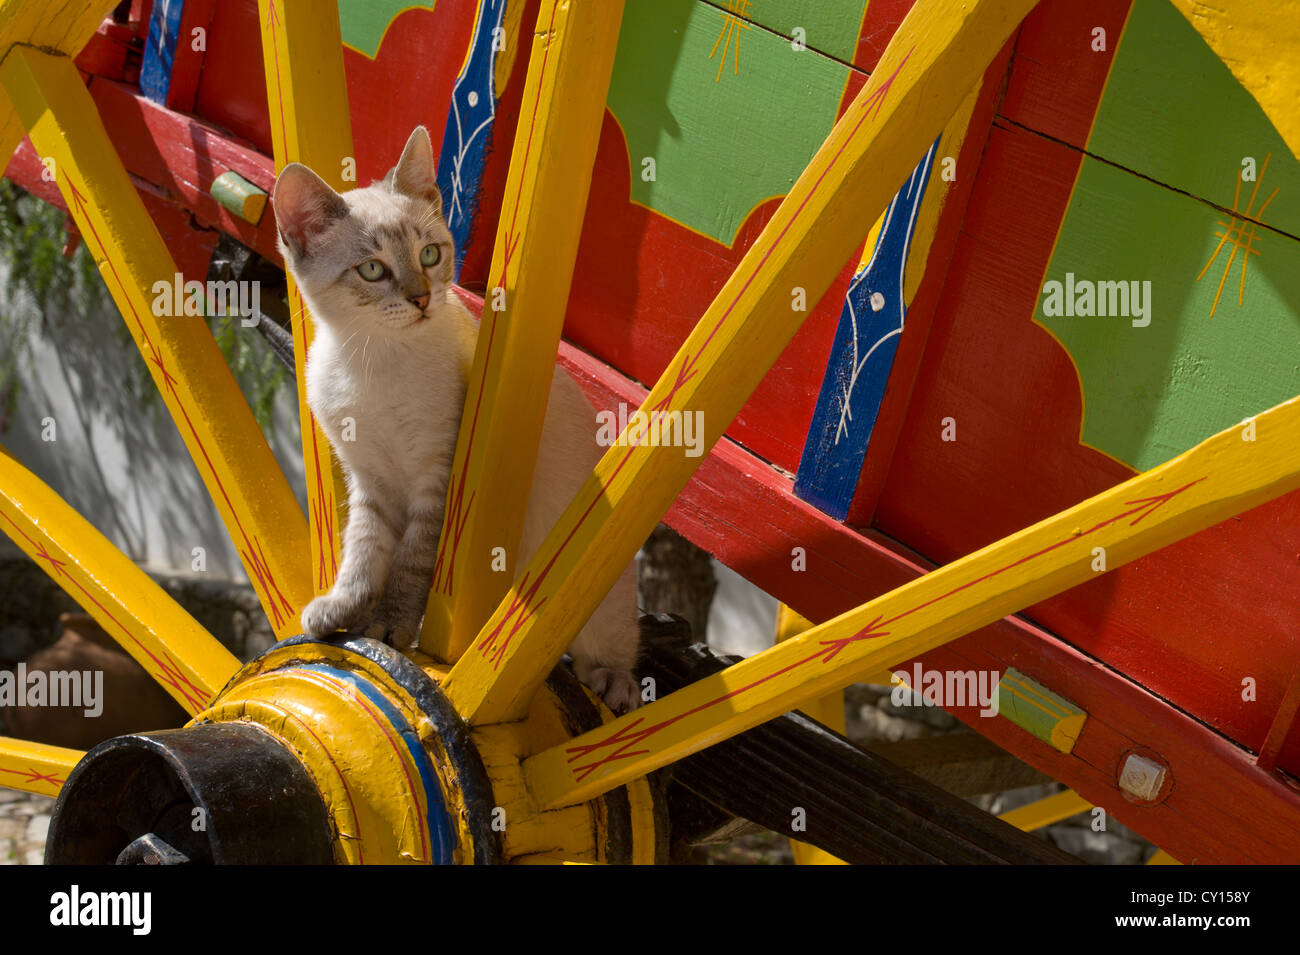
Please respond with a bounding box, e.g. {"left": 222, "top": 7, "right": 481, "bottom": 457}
{"left": 272, "top": 126, "right": 642, "bottom": 713}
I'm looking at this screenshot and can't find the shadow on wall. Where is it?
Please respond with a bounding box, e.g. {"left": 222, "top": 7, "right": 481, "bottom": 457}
{"left": 1, "top": 263, "right": 308, "bottom": 584}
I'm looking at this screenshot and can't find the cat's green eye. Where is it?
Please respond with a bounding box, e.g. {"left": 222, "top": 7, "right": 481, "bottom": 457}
{"left": 420, "top": 244, "right": 441, "bottom": 267}
{"left": 357, "top": 259, "right": 387, "bottom": 281}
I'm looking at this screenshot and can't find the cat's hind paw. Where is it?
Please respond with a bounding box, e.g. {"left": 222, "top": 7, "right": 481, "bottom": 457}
{"left": 361, "top": 618, "right": 419, "bottom": 649}
{"left": 587, "top": 667, "right": 641, "bottom": 716}
{"left": 302, "top": 593, "right": 367, "bottom": 636}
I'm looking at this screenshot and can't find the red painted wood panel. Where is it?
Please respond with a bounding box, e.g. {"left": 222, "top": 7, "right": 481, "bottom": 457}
{"left": 846, "top": 38, "right": 1015, "bottom": 525}
{"left": 536, "top": 327, "right": 1300, "bottom": 863}
{"left": 873, "top": 119, "right": 1300, "bottom": 764}
{"left": 90, "top": 77, "right": 280, "bottom": 263}
{"left": 192, "top": 0, "right": 272, "bottom": 154}
{"left": 1000, "top": 0, "right": 1132, "bottom": 148}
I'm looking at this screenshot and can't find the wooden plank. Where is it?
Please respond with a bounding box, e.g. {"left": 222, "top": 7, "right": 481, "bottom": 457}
{"left": 0, "top": 0, "right": 121, "bottom": 166}
{"left": 0, "top": 443, "right": 240, "bottom": 714}
{"left": 422, "top": 0, "right": 626, "bottom": 661}
{"left": 524, "top": 392, "right": 1300, "bottom": 807}
{"left": 1, "top": 46, "right": 313, "bottom": 639}
{"left": 442, "top": 0, "right": 1041, "bottom": 725}
{"left": 87, "top": 76, "right": 280, "bottom": 262}
{"left": 868, "top": 733, "right": 1051, "bottom": 797}
{"left": 0, "top": 738, "right": 82, "bottom": 798}
{"left": 258, "top": 0, "right": 355, "bottom": 597}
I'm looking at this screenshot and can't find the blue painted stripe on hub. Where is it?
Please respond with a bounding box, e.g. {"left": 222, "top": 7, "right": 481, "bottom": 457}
{"left": 292, "top": 662, "right": 456, "bottom": 865}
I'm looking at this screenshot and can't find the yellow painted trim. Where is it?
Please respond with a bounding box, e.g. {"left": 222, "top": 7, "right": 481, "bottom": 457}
{"left": 443, "top": 0, "right": 1041, "bottom": 725}
{"left": 259, "top": 0, "right": 357, "bottom": 598}
{"left": 0, "top": 443, "right": 239, "bottom": 714}
{"left": 0, "top": 738, "right": 82, "bottom": 800}
{"left": 524, "top": 393, "right": 1300, "bottom": 806}
{"left": 422, "top": 0, "right": 625, "bottom": 661}
{"left": 1146, "top": 848, "right": 1182, "bottom": 865}
{"left": 0, "top": 0, "right": 120, "bottom": 167}
{"left": 792, "top": 841, "right": 850, "bottom": 865}
{"left": 1169, "top": 0, "right": 1300, "bottom": 162}
{"left": 776, "top": 604, "right": 848, "bottom": 865}
{"left": 0, "top": 737, "right": 82, "bottom": 798}
{"left": 998, "top": 789, "right": 1091, "bottom": 831}
{"left": 0, "top": 47, "right": 313, "bottom": 639}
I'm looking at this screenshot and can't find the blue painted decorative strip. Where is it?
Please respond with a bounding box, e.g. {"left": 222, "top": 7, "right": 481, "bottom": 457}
{"left": 140, "top": 0, "right": 186, "bottom": 105}
{"left": 436, "top": 0, "right": 508, "bottom": 278}
{"left": 293, "top": 663, "right": 456, "bottom": 865}
{"left": 793, "top": 139, "right": 939, "bottom": 520}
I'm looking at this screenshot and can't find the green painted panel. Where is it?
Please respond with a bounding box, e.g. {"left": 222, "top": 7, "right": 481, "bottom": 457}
{"left": 1089, "top": 0, "right": 1300, "bottom": 239}
{"left": 607, "top": 0, "right": 850, "bottom": 245}
{"left": 731, "top": 0, "right": 869, "bottom": 65}
{"left": 1036, "top": 0, "right": 1300, "bottom": 472}
{"left": 338, "top": 0, "right": 435, "bottom": 59}
{"left": 1038, "top": 157, "right": 1300, "bottom": 472}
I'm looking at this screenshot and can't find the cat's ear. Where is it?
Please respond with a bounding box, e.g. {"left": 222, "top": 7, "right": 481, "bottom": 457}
{"left": 390, "top": 126, "right": 443, "bottom": 216}
{"left": 273, "top": 163, "right": 349, "bottom": 259}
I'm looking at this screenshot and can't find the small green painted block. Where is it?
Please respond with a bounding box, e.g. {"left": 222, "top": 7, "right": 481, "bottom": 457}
{"left": 210, "top": 170, "right": 267, "bottom": 225}
{"left": 997, "top": 668, "right": 1087, "bottom": 754}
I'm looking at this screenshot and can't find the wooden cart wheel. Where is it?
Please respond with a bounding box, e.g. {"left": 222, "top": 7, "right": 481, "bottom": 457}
{"left": 1, "top": 0, "right": 1297, "bottom": 864}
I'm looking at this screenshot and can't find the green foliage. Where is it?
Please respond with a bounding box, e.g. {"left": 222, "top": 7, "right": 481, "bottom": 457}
{"left": 0, "top": 179, "right": 288, "bottom": 432}
{"left": 0, "top": 178, "right": 115, "bottom": 426}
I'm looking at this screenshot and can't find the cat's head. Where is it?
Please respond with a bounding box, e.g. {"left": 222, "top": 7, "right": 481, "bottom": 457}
{"left": 272, "top": 126, "right": 454, "bottom": 337}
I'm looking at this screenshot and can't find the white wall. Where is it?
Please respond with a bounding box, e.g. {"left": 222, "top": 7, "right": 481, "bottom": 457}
{"left": 3, "top": 276, "right": 307, "bottom": 584}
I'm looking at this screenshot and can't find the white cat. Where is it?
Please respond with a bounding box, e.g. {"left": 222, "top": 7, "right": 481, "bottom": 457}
{"left": 272, "top": 126, "right": 641, "bottom": 713}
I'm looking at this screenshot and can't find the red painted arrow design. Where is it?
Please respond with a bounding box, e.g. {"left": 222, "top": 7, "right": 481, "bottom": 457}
{"left": 265, "top": 0, "right": 290, "bottom": 166}
{"left": 562, "top": 478, "right": 1204, "bottom": 781}
{"left": 0, "top": 766, "right": 65, "bottom": 789}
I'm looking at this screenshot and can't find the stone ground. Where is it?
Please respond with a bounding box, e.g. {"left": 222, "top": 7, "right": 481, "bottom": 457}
{"left": 0, "top": 789, "right": 52, "bottom": 865}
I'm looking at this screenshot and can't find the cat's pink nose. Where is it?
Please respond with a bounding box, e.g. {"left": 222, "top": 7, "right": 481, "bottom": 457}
{"left": 409, "top": 293, "right": 430, "bottom": 311}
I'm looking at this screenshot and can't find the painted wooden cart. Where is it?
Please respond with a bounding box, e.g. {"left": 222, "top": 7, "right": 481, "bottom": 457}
{"left": 0, "top": 0, "right": 1298, "bottom": 864}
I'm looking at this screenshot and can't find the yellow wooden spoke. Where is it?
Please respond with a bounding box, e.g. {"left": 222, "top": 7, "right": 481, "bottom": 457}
{"left": 524, "top": 395, "right": 1300, "bottom": 807}
{"left": 422, "top": 0, "right": 625, "bottom": 660}
{"left": 258, "top": 0, "right": 356, "bottom": 598}
{"left": 1146, "top": 849, "right": 1182, "bottom": 865}
{"left": 776, "top": 604, "right": 850, "bottom": 865}
{"left": 0, "top": 46, "right": 313, "bottom": 639}
{"left": 1171, "top": 0, "right": 1300, "bottom": 161}
{"left": 0, "top": 0, "right": 120, "bottom": 164}
{"left": 442, "top": 0, "right": 1039, "bottom": 725}
{"left": 998, "top": 789, "right": 1091, "bottom": 831}
{"left": 0, "top": 737, "right": 82, "bottom": 798}
{"left": 0, "top": 443, "right": 241, "bottom": 713}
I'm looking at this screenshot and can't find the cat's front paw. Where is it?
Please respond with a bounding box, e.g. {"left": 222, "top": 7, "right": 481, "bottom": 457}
{"left": 587, "top": 668, "right": 641, "bottom": 716}
{"left": 301, "top": 593, "right": 367, "bottom": 636}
